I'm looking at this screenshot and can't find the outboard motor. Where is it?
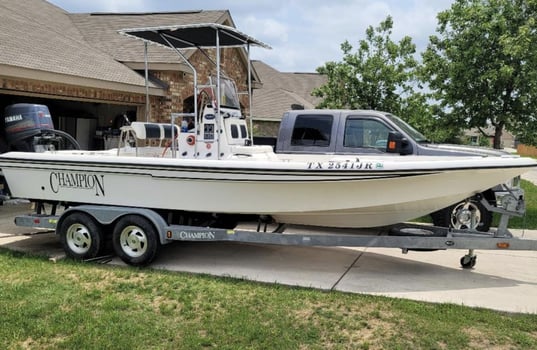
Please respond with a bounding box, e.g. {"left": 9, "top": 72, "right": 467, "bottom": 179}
{"left": 0, "top": 103, "right": 80, "bottom": 201}
{"left": 2, "top": 103, "right": 79, "bottom": 152}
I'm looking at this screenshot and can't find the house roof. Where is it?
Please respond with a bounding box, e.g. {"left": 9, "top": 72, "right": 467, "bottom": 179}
{"left": 251, "top": 61, "right": 326, "bottom": 121}
{"left": 1, "top": 1, "right": 264, "bottom": 98}
{"left": 69, "top": 10, "right": 263, "bottom": 86}
{"left": 0, "top": 0, "right": 160, "bottom": 94}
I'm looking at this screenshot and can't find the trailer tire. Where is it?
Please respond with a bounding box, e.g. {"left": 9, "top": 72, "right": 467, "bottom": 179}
{"left": 431, "top": 198, "right": 492, "bottom": 232}
{"left": 112, "top": 215, "right": 160, "bottom": 266}
{"left": 59, "top": 212, "right": 103, "bottom": 260}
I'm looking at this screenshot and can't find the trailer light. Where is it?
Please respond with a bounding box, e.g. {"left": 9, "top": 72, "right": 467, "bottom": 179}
{"left": 33, "top": 218, "right": 41, "bottom": 224}
{"left": 497, "top": 242, "right": 510, "bottom": 249}
{"left": 166, "top": 231, "right": 172, "bottom": 239}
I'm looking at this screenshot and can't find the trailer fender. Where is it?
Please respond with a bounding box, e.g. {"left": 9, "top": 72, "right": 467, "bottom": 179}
{"left": 58, "top": 206, "right": 171, "bottom": 245}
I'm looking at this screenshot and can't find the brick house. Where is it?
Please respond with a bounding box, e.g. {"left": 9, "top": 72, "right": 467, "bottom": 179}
{"left": 0, "top": 0, "right": 260, "bottom": 150}
{"left": 464, "top": 126, "right": 516, "bottom": 149}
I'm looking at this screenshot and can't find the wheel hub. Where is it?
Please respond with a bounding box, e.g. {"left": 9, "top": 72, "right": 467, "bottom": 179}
{"left": 452, "top": 202, "right": 481, "bottom": 229}
{"left": 120, "top": 226, "right": 148, "bottom": 258}
{"left": 456, "top": 208, "right": 473, "bottom": 223}
{"left": 66, "top": 224, "right": 91, "bottom": 254}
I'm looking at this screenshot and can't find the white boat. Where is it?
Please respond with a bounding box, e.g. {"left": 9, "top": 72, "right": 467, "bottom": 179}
{"left": 0, "top": 24, "right": 535, "bottom": 229}
{"left": 0, "top": 147, "right": 534, "bottom": 228}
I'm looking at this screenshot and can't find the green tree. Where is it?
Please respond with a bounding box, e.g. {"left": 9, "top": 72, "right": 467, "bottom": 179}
{"left": 401, "top": 93, "right": 462, "bottom": 143}
{"left": 312, "top": 16, "right": 460, "bottom": 143}
{"left": 313, "top": 16, "right": 417, "bottom": 113}
{"left": 421, "top": 0, "right": 537, "bottom": 148}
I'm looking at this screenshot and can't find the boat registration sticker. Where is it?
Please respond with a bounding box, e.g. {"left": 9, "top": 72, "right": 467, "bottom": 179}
{"left": 307, "top": 160, "right": 382, "bottom": 170}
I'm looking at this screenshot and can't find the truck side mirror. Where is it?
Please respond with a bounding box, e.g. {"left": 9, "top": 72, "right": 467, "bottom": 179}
{"left": 386, "top": 131, "right": 411, "bottom": 155}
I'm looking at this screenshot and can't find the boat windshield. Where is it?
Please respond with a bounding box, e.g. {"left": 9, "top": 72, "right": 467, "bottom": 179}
{"left": 211, "top": 77, "right": 241, "bottom": 110}
{"left": 386, "top": 114, "right": 429, "bottom": 143}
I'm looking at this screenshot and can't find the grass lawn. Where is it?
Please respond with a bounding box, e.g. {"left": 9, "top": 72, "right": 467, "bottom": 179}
{"left": 1, "top": 249, "right": 537, "bottom": 350}
{"left": 1, "top": 175, "right": 537, "bottom": 349}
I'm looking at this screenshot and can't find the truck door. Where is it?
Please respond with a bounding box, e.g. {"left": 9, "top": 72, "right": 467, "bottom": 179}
{"left": 336, "top": 114, "right": 393, "bottom": 154}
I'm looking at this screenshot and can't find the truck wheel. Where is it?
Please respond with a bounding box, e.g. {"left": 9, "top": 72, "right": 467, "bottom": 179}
{"left": 431, "top": 199, "right": 492, "bottom": 232}
{"left": 112, "top": 215, "right": 160, "bottom": 266}
{"left": 59, "top": 212, "right": 103, "bottom": 260}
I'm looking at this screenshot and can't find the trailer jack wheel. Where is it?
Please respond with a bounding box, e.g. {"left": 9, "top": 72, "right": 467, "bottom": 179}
{"left": 112, "top": 215, "right": 160, "bottom": 266}
{"left": 460, "top": 254, "right": 477, "bottom": 269}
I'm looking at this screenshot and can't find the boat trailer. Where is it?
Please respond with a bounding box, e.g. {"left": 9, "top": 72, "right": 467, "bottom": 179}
{"left": 12, "top": 192, "right": 537, "bottom": 269}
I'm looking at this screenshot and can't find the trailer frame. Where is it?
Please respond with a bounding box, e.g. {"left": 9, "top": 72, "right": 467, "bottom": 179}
{"left": 13, "top": 198, "right": 537, "bottom": 269}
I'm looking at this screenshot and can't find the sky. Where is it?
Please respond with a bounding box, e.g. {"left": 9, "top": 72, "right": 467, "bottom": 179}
{"left": 48, "top": 0, "right": 455, "bottom": 73}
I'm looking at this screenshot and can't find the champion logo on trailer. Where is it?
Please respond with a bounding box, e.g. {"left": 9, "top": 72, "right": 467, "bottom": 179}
{"left": 49, "top": 172, "right": 105, "bottom": 196}
{"left": 179, "top": 231, "right": 216, "bottom": 240}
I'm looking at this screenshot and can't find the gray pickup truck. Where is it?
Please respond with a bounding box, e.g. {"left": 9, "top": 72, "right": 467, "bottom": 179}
{"left": 256, "top": 109, "right": 522, "bottom": 231}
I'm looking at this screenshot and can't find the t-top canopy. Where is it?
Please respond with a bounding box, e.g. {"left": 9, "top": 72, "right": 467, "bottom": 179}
{"left": 118, "top": 23, "right": 271, "bottom": 50}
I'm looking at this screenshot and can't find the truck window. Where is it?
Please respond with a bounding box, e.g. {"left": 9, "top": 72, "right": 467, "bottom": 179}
{"left": 344, "top": 118, "right": 391, "bottom": 150}
{"left": 291, "top": 115, "right": 333, "bottom": 147}
{"left": 385, "top": 114, "right": 428, "bottom": 143}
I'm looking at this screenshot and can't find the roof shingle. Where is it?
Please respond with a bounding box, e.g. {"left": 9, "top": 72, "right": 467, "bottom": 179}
{"left": 0, "top": 0, "right": 159, "bottom": 89}
{"left": 252, "top": 61, "right": 326, "bottom": 120}
{"left": 69, "top": 11, "right": 232, "bottom": 63}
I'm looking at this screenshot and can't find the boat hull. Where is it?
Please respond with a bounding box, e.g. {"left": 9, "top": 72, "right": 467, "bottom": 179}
{"left": 0, "top": 151, "right": 534, "bottom": 228}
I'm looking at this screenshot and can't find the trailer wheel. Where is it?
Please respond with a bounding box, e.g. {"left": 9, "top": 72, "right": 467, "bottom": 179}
{"left": 59, "top": 212, "right": 103, "bottom": 260}
{"left": 112, "top": 215, "right": 160, "bottom": 266}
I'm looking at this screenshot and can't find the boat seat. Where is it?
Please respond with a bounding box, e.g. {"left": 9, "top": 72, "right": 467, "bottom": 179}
{"left": 129, "top": 122, "right": 179, "bottom": 140}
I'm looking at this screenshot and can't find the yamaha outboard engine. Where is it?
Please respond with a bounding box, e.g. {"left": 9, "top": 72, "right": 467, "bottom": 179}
{"left": 2, "top": 103, "right": 79, "bottom": 152}
{"left": 1, "top": 103, "right": 80, "bottom": 202}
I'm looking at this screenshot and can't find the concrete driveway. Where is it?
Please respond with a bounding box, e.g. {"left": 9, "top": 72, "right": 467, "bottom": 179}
{"left": 1, "top": 201, "right": 537, "bottom": 314}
